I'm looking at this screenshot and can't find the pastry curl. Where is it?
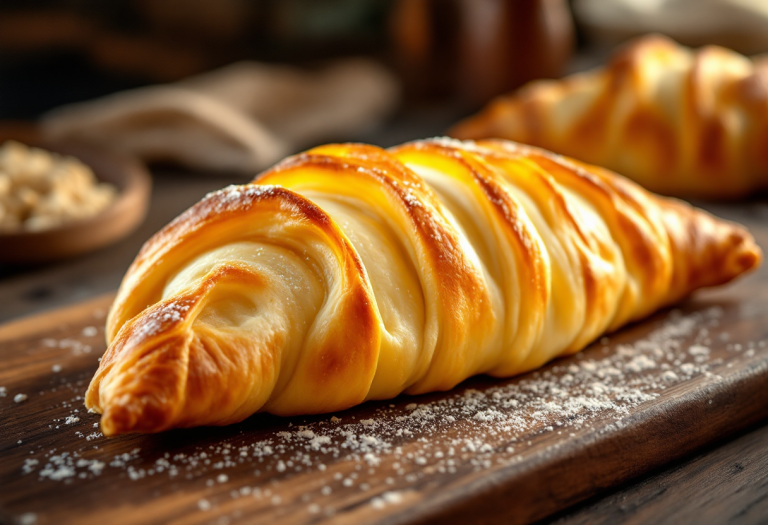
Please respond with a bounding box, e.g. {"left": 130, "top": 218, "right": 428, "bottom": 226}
{"left": 450, "top": 35, "right": 768, "bottom": 198}
{"left": 86, "top": 138, "right": 761, "bottom": 435}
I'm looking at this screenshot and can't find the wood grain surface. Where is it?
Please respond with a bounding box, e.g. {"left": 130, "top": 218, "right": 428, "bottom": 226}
{"left": 545, "top": 422, "right": 768, "bottom": 525}
{"left": 1, "top": 212, "right": 767, "bottom": 525}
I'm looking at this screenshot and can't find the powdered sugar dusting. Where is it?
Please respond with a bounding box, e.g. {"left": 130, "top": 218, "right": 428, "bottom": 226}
{"left": 133, "top": 298, "right": 194, "bottom": 339}
{"left": 203, "top": 184, "right": 280, "bottom": 214}
{"left": 9, "top": 303, "right": 767, "bottom": 523}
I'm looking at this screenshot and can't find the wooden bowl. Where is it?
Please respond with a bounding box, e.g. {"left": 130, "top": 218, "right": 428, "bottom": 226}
{"left": 0, "top": 137, "right": 151, "bottom": 264}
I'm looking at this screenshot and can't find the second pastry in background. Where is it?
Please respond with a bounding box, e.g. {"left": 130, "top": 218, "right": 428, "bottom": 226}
{"left": 450, "top": 35, "right": 768, "bottom": 199}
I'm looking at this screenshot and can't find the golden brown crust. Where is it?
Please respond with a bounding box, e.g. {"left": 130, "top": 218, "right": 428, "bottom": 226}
{"left": 388, "top": 140, "right": 549, "bottom": 373}
{"left": 89, "top": 184, "right": 381, "bottom": 433}
{"left": 261, "top": 144, "right": 497, "bottom": 394}
{"left": 450, "top": 35, "right": 768, "bottom": 198}
{"left": 86, "top": 137, "right": 761, "bottom": 435}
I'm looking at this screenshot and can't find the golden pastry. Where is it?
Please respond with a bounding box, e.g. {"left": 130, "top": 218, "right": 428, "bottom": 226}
{"left": 85, "top": 138, "right": 761, "bottom": 435}
{"left": 450, "top": 35, "right": 768, "bottom": 199}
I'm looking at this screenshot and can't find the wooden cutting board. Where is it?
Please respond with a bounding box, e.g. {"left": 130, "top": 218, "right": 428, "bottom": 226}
{"left": 1, "top": 213, "right": 768, "bottom": 525}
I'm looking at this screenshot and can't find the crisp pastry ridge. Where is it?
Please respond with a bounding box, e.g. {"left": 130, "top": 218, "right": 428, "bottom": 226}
{"left": 85, "top": 137, "right": 761, "bottom": 435}
{"left": 450, "top": 34, "right": 768, "bottom": 199}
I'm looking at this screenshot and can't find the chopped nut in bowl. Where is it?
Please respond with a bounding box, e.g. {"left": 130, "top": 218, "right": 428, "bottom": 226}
{"left": 0, "top": 139, "right": 151, "bottom": 264}
{"left": 0, "top": 141, "right": 118, "bottom": 232}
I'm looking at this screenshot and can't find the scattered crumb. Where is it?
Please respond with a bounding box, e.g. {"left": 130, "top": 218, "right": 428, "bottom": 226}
{"left": 21, "top": 459, "right": 38, "bottom": 474}
{"left": 688, "top": 345, "right": 710, "bottom": 356}
{"left": 14, "top": 393, "right": 28, "bottom": 403}
{"left": 40, "top": 338, "right": 91, "bottom": 355}
{"left": 624, "top": 354, "right": 657, "bottom": 373}
{"left": 371, "top": 490, "right": 404, "bottom": 509}
{"left": 661, "top": 371, "right": 679, "bottom": 382}
{"left": 51, "top": 364, "right": 62, "bottom": 373}
{"left": 81, "top": 326, "right": 98, "bottom": 337}
{"left": 40, "top": 464, "right": 75, "bottom": 480}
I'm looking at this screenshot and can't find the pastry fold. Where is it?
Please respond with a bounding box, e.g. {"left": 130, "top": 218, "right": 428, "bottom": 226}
{"left": 85, "top": 138, "right": 761, "bottom": 435}
{"left": 450, "top": 35, "right": 768, "bottom": 198}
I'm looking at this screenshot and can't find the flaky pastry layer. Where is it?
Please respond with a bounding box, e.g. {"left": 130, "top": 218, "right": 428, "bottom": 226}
{"left": 86, "top": 138, "right": 761, "bottom": 435}
{"left": 451, "top": 35, "right": 768, "bottom": 198}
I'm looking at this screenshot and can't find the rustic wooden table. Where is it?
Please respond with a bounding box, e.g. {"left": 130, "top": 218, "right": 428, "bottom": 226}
{"left": 1, "top": 110, "right": 767, "bottom": 524}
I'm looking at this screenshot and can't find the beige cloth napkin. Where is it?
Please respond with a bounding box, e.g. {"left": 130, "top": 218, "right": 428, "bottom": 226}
{"left": 41, "top": 59, "right": 399, "bottom": 173}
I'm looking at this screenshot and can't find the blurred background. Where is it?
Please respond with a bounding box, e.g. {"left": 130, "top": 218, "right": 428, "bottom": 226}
{"left": 4, "top": 0, "right": 768, "bottom": 122}
{"left": 3, "top": 0, "right": 768, "bottom": 320}
{"left": 2, "top": 0, "right": 557, "bottom": 120}
{"left": 1, "top": 0, "right": 578, "bottom": 140}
